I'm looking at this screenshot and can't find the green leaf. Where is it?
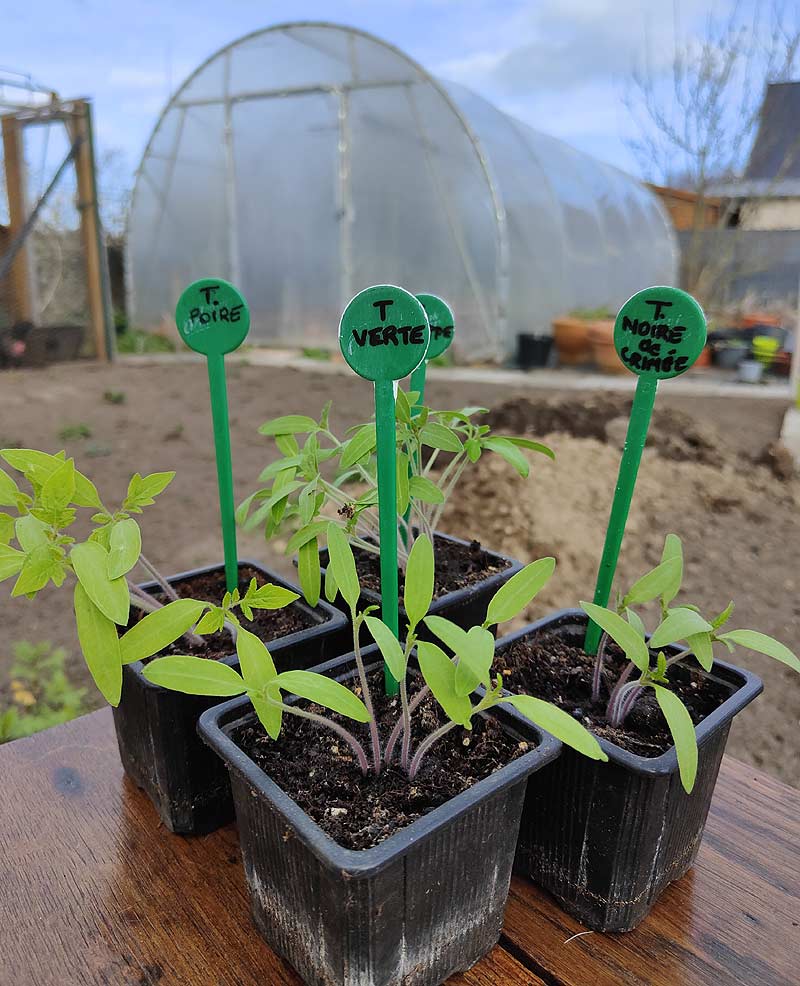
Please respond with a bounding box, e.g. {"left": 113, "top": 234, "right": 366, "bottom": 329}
{"left": 649, "top": 608, "right": 713, "bottom": 649}
{"left": 298, "top": 539, "right": 321, "bottom": 607}
{"left": 0, "top": 512, "right": 14, "bottom": 545}
{"left": 243, "top": 581, "right": 300, "bottom": 611}
{"left": 194, "top": 606, "right": 226, "bottom": 635}
{"left": 340, "top": 424, "right": 377, "bottom": 469}
{"left": 502, "top": 437, "right": 556, "bottom": 460}
{"left": 275, "top": 433, "right": 300, "bottom": 457}
{"left": 74, "top": 582, "right": 122, "bottom": 706}
{"left": 482, "top": 437, "right": 529, "bottom": 477}
{"left": 1, "top": 449, "right": 61, "bottom": 484}
{"left": 72, "top": 467, "right": 103, "bottom": 509}
{"left": 0, "top": 466, "right": 20, "bottom": 506}
{"left": 651, "top": 684, "right": 698, "bottom": 792}
{"left": 143, "top": 655, "right": 245, "bottom": 696}
{"left": 70, "top": 540, "right": 130, "bottom": 625}
{"left": 625, "top": 607, "right": 646, "bottom": 638}
{"left": 504, "top": 695, "right": 607, "bottom": 761}
{"left": 365, "top": 616, "right": 407, "bottom": 682}
{"left": 326, "top": 523, "right": 360, "bottom": 610}
{"left": 424, "top": 614, "right": 471, "bottom": 656}
{"left": 274, "top": 670, "right": 370, "bottom": 722}
{"left": 119, "top": 598, "right": 207, "bottom": 665}
{"left": 249, "top": 687, "right": 283, "bottom": 739}
{"left": 404, "top": 533, "right": 434, "bottom": 630}
{"left": 580, "top": 601, "right": 650, "bottom": 672}
{"left": 259, "top": 414, "right": 319, "bottom": 436}
{"left": 15, "top": 513, "right": 48, "bottom": 551}
{"left": 464, "top": 438, "right": 482, "bottom": 463}
{"left": 419, "top": 423, "right": 464, "bottom": 453}
{"left": 12, "top": 543, "right": 66, "bottom": 596}
{"left": 40, "top": 457, "right": 75, "bottom": 510}
{"left": 107, "top": 518, "right": 141, "bottom": 580}
{"left": 125, "top": 471, "right": 175, "bottom": 511}
{"left": 259, "top": 456, "right": 302, "bottom": 483}
{"left": 395, "top": 388, "right": 413, "bottom": 424}
{"left": 0, "top": 543, "right": 24, "bottom": 581}
{"left": 687, "top": 631, "right": 714, "bottom": 672}
{"left": 717, "top": 630, "right": 800, "bottom": 673}
{"left": 243, "top": 482, "right": 304, "bottom": 531}
{"left": 236, "top": 626, "right": 277, "bottom": 692}
{"left": 396, "top": 451, "right": 410, "bottom": 515}
{"left": 324, "top": 562, "right": 338, "bottom": 603}
{"left": 711, "top": 601, "right": 735, "bottom": 630}
{"left": 659, "top": 534, "right": 683, "bottom": 606}
{"left": 622, "top": 557, "right": 682, "bottom": 608}
{"left": 454, "top": 626, "right": 495, "bottom": 695}
{"left": 485, "top": 558, "right": 555, "bottom": 626}
{"left": 417, "top": 641, "right": 473, "bottom": 727}
{"left": 407, "top": 476, "right": 444, "bottom": 504}
{"left": 286, "top": 520, "right": 329, "bottom": 554}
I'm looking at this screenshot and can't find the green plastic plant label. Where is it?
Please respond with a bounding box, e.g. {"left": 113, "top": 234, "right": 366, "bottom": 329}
{"left": 339, "top": 285, "right": 430, "bottom": 381}
{"left": 175, "top": 278, "right": 250, "bottom": 356}
{"left": 614, "top": 286, "right": 706, "bottom": 379}
{"left": 416, "top": 293, "right": 454, "bottom": 360}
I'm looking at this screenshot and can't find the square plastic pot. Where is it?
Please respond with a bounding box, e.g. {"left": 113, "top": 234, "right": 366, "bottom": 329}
{"left": 318, "top": 531, "right": 523, "bottom": 650}
{"left": 112, "top": 561, "right": 348, "bottom": 835}
{"left": 496, "top": 610, "right": 763, "bottom": 932}
{"left": 198, "top": 651, "right": 561, "bottom": 986}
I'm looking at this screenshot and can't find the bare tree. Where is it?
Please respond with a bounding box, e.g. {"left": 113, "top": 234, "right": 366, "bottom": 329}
{"left": 625, "top": 2, "right": 800, "bottom": 306}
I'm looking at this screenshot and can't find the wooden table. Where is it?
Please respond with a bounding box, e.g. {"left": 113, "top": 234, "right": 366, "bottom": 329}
{"left": 1, "top": 710, "right": 798, "bottom": 986}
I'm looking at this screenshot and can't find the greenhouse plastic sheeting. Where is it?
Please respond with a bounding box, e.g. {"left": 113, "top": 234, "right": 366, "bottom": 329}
{"left": 127, "top": 22, "right": 678, "bottom": 360}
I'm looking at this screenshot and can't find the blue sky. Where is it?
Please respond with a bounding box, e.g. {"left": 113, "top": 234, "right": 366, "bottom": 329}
{"left": 5, "top": 0, "right": 758, "bottom": 190}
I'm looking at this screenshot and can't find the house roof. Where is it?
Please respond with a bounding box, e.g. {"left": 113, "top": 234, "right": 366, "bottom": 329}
{"left": 744, "top": 81, "right": 800, "bottom": 181}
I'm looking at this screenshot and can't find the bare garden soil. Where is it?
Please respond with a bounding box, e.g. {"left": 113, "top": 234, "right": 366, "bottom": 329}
{"left": 0, "top": 360, "right": 797, "bottom": 785}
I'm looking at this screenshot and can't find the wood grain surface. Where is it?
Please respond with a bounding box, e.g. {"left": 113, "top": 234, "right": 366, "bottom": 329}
{"left": 1, "top": 709, "right": 796, "bottom": 986}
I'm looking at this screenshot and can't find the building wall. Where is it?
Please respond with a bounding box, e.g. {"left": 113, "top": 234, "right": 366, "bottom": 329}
{"left": 647, "top": 184, "right": 722, "bottom": 231}
{"left": 740, "top": 198, "right": 800, "bottom": 230}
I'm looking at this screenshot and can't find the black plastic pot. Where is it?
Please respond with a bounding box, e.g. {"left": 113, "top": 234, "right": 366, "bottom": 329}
{"left": 517, "top": 333, "right": 554, "bottom": 369}
{"left": 198, "top": 651, "right": 561, "bottom": 986}
{"left": 319, "top": 531, "right": 523, "bottom": 648}
{"left": 112, "top": 561, "right": 348, "bottom": 836}
{"left": 496, "top": 610, "right": 763, "bottom": 932}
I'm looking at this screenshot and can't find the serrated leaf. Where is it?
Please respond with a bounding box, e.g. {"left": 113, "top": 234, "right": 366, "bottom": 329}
{"left": 70, "top": 540, "right": 130, "bottom": 625}
{"left": 686, "top": 631, "right": 714, "bottom": 672}
{"left": 119, "top": 598, "right": 208, "bottom": 665}
{"left": 417, "top": 641, "right": 473, "bottom": 727}
{"left": 717, "top": 630, "right": 800, "bottom": 673}
{"left": 482, "top": 437, "right": 529, "bottom": 477}
{"left": 274, "top": 670, "right": 370, "bottom": 721}
{"left": 107, "top": 518, "right": 142, "bottom": 579}
{"left": 485, "top": 558, "right": 555, "bottom": 626}
{"left": 326, "top": 523, "right": 360, "bottom": 610}
{"left": 652, "top": 684, "right": 698, "bottom": 792}
{"left": 504, "top": 695, "right": 607, "bottom": 760}
{"left": 580, "top": 602, "right": 650, "bottom": 672}
{"left": 74, "top": 582, "right": 122, "bottom": 705}
{"left": 649, "top": 608, "right": 713, "bottom": 649}
{"left": 143, "top": 655, "right": 245, "bottom": 696}
{"left": 419, "top": 423, "right": 464, "bottom": 453}
{"left": 365, "top": 616, "right": 407, "bottom": 682}
{"left": 236, "top": 626, "right": 277, "bottom": 691}
{"left": 404, "top": 533, "right": 434, "bottom": 630}
{"left": 258, "top": 415, "right": 319, "bottom": 436}
{"left": 622, "top": 556, "right": 682, "bottom": 608}
{"left": 407, "top": 476, "right": 444, "bottom": 504}
{"left": 298, "top": 539, "right": 321, "bottom": 607}
{"left": 194, "top": 606, "right": 226, "bottom": 635}
{"left": 12, "top": 544, "right": 66, "bottom": 596}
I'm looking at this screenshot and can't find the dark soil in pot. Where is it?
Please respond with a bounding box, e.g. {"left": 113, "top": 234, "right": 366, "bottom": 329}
{"left": 495, "top": 631, "right": 731, "bottom": 756}
{"left": 495, "top": 611, "right": 762, "bottom": 932}
{"left": 199, "top": 652, "right": 561, "bottom": 986}
{"left": 235, "top": 669, "right": 528, "bottom": 850}
{"left": 353, "top": 534, "right": 509, "bottom": 598}
{"left": 112, "top": 561, "right": 347, "bottom": 836}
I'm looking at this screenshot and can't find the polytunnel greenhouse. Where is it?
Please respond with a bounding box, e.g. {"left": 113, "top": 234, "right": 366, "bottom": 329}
{"left": 127, "top": 22, "right": 678, "bottom": 360}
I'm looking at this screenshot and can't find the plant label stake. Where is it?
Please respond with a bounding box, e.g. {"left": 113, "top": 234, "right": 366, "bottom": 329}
{"left": 175, "top": 278, "right": 250, "bottom": 593}
{"left": 339, "top": 285, "right": 430, "bottom": 694}
{"left": 584, "top": 286, "right": 706, "bottom": 655}
{"left": 410, "top": 294, "right": 455, "bottom": 407}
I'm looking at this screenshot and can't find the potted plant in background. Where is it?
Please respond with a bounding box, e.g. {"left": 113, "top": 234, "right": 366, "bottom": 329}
{"left": 0, "top": 447, "right": 347, "bottom": 833}
{"left": 146, "top": 528, "right": 607, "bottom": 986}
{"left": 239, "top": 395, "right": 553, "bottom": 637}
{"left": 491, "top": 534, "right": 798, "bottom": 931}
{"left": 552, "top": 307, "right": 614, "bottom": 366}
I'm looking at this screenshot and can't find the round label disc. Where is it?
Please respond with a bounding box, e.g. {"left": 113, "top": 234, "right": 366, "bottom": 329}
{"left": 416, "top": 293, "right": 454, "bottom": 360}
{"left": 614, "top": 286, "right": 706, "bottom": 380}
{"left": 175, "top": 278, "right": 250, "bottom": 356}
{"left": 339, "top": 285, "right": 430, "bottom": 381}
